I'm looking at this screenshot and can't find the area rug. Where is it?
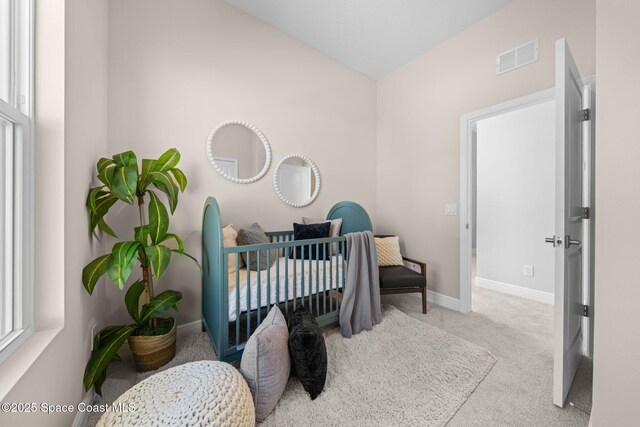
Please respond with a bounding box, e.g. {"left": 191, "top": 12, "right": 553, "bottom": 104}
{"left": 261, "top": 305, "right": 496, "bottom": 427}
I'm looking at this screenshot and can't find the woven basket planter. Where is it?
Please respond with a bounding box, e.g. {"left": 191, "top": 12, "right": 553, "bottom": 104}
{"left": 128, "top": 319, "right": 177, "bottom": 372}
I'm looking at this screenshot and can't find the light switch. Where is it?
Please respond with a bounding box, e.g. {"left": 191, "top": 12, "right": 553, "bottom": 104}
{"left": 445, "top": 204, "right": 457, "bottom": 216}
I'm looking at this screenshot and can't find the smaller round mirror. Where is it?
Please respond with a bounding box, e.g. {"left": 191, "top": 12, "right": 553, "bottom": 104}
{"left": 273, "top": 155, "right": 321, "bottom": 207}
{"left": 206, "top": 121, "right": 272, "bottom": 184}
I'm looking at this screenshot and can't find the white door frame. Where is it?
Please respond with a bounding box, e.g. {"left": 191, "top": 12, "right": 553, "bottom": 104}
{"left": 459, "top": 77, "right": 595, "bottom": 316}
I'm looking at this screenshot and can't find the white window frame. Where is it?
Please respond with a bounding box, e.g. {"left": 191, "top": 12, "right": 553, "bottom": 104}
{"left": 0, "top": 0, "right": 34, "bottom": 365}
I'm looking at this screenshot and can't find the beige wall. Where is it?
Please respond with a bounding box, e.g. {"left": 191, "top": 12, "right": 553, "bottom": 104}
{"left": 591, "top": 0, "right": 640, "bottom": 424}
{"left": 0, "top": 0, "right": 109, "bottom": 425}
{"left": 376, "top": 0, "right": 595, "bottom": 299}
{"left": 106, "top": 0, "right": 377, "bottom": 325}
{"left": 3, "top": 1, "right": 619, "bottom": 423}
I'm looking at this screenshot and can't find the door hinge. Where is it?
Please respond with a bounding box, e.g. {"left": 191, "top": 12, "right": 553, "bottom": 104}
{"left": 579, "top": 108, "right": 590, "bottom": 121}
{"left": 580, "top": 304, "right": 590, "bottom": 317}
{"left": 582, "top": 207, "right": 590, "bottom": 219}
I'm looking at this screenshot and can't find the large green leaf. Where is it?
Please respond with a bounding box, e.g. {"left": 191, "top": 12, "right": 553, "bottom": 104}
{"left": 89, "top": 189, "right": 118, "bottom": 214}
{"left": 82, "top": 254, "right": 111, "bottom": 295}
{"left": 107, "top": 241, "right": 140, "bottom": 288}
{"left": 140, "top": 290, "right": 182, "bottom": 324}
{"left": 97, "top": 166, "right": 116, "bottom": 189}
{"left": 149, "top": 171, "right": 179, "bottom": 213}
{"left": 96, "top": 157, "right": 115, "bottom": 174}
{"left": 154, "top": 148, "right": 180, "bottom": 172}
{"left": 134, "top": 225, "right": 150, "bottom": 245}
{"left": 161, "top": 233, "right": 184, "bottom": 252}
{"left": 92, "top": 325, "right": 125, "bottom": 395}
{"left": 125, "top": 280, "right": 145, "bottom": 324}
{"left": 171, "top": 249, "right": 201, "bottom": 270}
{"left": 110, "top": 166, "right": 138, "bottom": 204}
{"left": 95, "top": 324, "right": 125, "bottom": 343}
{"left": 112, "top": 150, "right": 138, "bottom": 168}
{"left": 94, "top": 370, "right": 107, "bottom": 397}
{"left": 140, "top": 159, "right": 156, "bottom": 189}
{"left": 145, "top": 245, "right": 171, "bottom": 279}
{"left": 169, "top": 168, "right": 187, "bottom": 192}
{"left": 86, "top": 187, "right": 119, "bottom": 238}
{"left": 97, "top": 218, "right": 118, "bottom": 238}
{"left": 87, "top": 187, "right": 109, "bottom": 213}
{"left": 83, "top": 325, "right": 136, "bottom": 393}
{"left": 148, "top": 191, "right": 169, "bottom": 244}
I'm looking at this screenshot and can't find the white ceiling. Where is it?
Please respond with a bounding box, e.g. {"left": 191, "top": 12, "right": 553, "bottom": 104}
{"left": 224, "top": 0, "right": 514, "bottom": 79}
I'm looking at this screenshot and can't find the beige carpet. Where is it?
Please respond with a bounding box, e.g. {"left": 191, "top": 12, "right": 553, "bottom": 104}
{"left": 261, "top": 305, "right": 496, "bottom": 426}
{"left": 91, "top": 305, "right": 495, "bottom": 426}
{"left": 92, "top": 287, "right": 592, "bottom": 426}
{"left": 383, "top": 287, "right": 592, "bottom": 426}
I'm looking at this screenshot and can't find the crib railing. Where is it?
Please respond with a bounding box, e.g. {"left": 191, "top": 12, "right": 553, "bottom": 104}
{"left": 266, "top": 230, "right": 295, "bottom": 256}
{"left": 217, "top": 235, "right": 346, "bottom": 360}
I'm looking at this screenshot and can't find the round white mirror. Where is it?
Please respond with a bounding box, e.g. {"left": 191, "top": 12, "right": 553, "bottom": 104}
{"left": 273, "top": 155, "right": 320, "bottom": 207}
{"left": 206, "top": 121, "right": 272, "bottom": 184}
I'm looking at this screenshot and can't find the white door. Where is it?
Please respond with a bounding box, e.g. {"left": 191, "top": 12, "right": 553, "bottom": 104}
{"left": 552, "top": 38, "right": 588, "bottom": 407}
{"left": 278, "top": 163, "right": 312, "bottom": 205}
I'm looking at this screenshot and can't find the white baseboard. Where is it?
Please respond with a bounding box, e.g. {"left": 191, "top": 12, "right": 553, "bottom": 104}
{"left": 119, "top": 320, "right": 203, "bottom": 359}
{"left": 427, "top": 290, "right": 461, "bottom": 312}
{"left": 475, "top": 277, "right": 554, "bottom": 305}
{"left": 72, "top": 389, "right": 95, "bottom": 427}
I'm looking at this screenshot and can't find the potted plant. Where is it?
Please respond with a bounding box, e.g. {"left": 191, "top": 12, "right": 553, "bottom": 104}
{"left": 81, "top": 148, "right": 198, "bottom": 396}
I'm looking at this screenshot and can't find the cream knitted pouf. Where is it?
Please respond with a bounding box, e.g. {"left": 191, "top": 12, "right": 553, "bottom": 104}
{"left": 97, "top": 361, "right": 255, "bottom": 426}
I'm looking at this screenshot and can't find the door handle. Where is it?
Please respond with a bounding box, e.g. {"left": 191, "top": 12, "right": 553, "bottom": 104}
{"left": 566, "top": 237, "right": 581, "bottom": 247}
{"left": 545, "top": 236, "right": 563, "bottom": 247}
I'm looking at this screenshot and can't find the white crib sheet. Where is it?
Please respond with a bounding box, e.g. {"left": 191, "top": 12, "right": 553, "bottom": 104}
{"left": 228, "top": 254, "right": 344, "bottom": 321}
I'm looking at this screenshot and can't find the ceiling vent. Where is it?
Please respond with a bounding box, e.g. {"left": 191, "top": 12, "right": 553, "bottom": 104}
{"left": 496, "top": 38, "right": 539, "bottom": 75}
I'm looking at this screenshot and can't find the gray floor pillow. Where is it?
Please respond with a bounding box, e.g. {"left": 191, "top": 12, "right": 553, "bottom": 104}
{"left": 240, "top": 306, "right": 290, "bottom": 422}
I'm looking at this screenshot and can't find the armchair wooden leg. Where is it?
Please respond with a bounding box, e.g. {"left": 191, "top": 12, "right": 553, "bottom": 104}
{"left": 421, "top": 287, "right": 427, "bottom": 314}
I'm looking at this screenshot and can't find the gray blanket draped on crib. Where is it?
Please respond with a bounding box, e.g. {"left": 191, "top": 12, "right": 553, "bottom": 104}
{"left": 339, "top": 231, "right": 381, "bottom": 338}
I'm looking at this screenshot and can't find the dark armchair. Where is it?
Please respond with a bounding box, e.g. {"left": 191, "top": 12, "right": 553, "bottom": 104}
{"left": 376, "top": 236, "right": 427, "bottom": 314}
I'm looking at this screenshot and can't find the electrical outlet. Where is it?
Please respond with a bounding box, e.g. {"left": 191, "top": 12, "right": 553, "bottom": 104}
{"left": 523, "top": 265, "right": 534, "bottom": 277}
{"left": 445, "top": 204, "right": 457, "bottom": 216}
{"left": 88, "top": 318, "right": 97, "bottom": 351}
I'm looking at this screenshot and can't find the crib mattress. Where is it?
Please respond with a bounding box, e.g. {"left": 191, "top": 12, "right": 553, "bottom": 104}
{"left": 228, "top": 254, "right": 344, "bottom": 321}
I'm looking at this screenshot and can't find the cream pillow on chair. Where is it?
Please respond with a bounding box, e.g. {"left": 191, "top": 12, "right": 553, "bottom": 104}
{"left": 375, "top": 236, "right": 404, "bottom": 267}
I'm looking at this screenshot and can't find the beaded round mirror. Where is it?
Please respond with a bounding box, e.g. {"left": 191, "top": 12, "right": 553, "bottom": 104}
{"left": 206, "top": 121, "right": 272, "bottom": 184}
{"left": 272, "top": 155, "right": 321, "bottom": 207}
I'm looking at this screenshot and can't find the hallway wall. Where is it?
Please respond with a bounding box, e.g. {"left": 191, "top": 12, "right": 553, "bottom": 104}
{"left": 475, "top": 100, "right": 555, "bottom": 303}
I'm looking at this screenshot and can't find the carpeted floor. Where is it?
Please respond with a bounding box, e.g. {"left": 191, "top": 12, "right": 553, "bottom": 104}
{"left": 262, "top": 306, "right": 495, "bottom": 426}
{"left": 91, "top": 286, "right": 592, "bottom": 426}
{"left": 384, "top": 286, "right": 592, "bottom": 426}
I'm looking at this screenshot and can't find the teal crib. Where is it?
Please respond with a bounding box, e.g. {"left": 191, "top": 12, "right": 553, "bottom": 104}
{"left": 202, "top": 197, "right": 372, "bottom": 362}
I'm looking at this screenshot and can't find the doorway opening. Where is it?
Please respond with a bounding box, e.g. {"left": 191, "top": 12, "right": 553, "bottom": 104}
{"left": 460, "top": 87, "right": 556, "bottom": 314}
{"left": 471, "top": 99, "right": 556, "bottom": 314}
{"left": 459, "top": 74, "right": 595, "bottom": 410}
{"left": 460, "top": 81, "right": 594, "bottom": 348}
